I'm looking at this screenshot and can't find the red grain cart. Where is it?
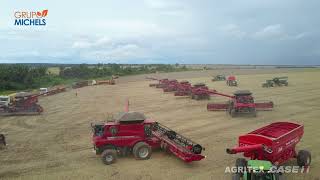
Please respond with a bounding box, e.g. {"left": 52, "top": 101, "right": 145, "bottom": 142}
{"left": 207, "top": 90, "right": 273, "bottom": 117}
{"left": 226, "top": 122, "right": 311, "bottom": 166}
{"left": 91, "top": 103, "right": 205, "bottom": 165}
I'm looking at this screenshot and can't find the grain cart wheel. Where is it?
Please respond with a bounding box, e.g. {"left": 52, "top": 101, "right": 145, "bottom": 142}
{"left": 133, "top": 142, "right": 152, "bottom": 160}
{"left": 235, "top": 158, "right": 247, "bottom": 176}
{"left": 101, "top": 149, "right": 117, "bottom": 165}
{"left": 297, "top": 150, "right": 311, "bottom": 167}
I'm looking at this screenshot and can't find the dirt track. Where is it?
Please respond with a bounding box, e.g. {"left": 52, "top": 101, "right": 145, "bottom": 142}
{"left": 0, "top": 69, "right": 320, "bottom": 180}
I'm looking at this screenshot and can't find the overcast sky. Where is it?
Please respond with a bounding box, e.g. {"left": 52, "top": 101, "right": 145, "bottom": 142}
{"left": 0, "top": 0, "right": 319, "bottom": 64}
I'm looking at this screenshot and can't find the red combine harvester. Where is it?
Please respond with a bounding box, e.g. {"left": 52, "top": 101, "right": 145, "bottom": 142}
{"left": 156, "top": 79, "right": 178, "bottom": 89}
{"left": 174, "top": 83, "right": 216, "bottom": 100}
{"left": 163, "top": 80, "right": 191, "bottom": 92}
{"left": 226, "top": 75, "right": 238, "bottom": 86}
{"left": 207, "top": 90, "right": 273, "bottom": 117}
{"left": 226, "top": 122, "right": 311, "bottom": 166}
{"left": 91, "top": 102, "right": 205, "bottom": 165}
{"left": 0, "top": 93, "right": 43, "bottom": 116}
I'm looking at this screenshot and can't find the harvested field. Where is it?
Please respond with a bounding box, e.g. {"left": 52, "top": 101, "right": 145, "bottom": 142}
{"left": 0, "top": 69, "right": 320, "bottom": 180}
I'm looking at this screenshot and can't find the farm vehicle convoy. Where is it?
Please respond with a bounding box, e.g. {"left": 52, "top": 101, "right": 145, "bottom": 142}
{"left": 148, "top": 77, "right": 273, "bottom": 117}
{"left": 0, "top": 76, "right": 118, "bottom": 116}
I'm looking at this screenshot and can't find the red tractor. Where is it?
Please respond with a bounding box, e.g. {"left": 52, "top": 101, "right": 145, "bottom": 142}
{"left": 91, "top": 102, "right": 205, "bottom": 165}
{"left": 227, "top": 121, "right": 311, "bottom": 168}
{"left": 0, "top": 93, "right": 43, "bottom": 116}
{"left": 207, "top": 90, "right": 273, "bottom": 117}
{"left": 226, "top": 75, "right": 238, "bottom": 86}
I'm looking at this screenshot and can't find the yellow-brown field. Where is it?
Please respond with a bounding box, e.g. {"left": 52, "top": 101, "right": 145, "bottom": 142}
{"left": 0, "top": 69, "right": 319, "bottom": 180}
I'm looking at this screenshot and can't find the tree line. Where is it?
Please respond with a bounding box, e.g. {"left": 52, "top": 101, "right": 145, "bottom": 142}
{"left": 0, "top": 64, "right": 188, "bottom": 92}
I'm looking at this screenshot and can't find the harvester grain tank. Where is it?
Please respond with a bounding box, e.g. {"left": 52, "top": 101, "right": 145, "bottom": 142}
{"left": 227, "top": 122, "right": 311, "bottom": 177}
{"left": 207, "top": 90, "right": 273, "bottom": 117}
{"left": 91, "top": 101, "right": 205, "bottom": 165}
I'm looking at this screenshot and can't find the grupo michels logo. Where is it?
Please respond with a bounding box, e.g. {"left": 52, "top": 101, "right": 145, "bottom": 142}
{"left": 14, "top": 10, "right": 48, "bottom": 26}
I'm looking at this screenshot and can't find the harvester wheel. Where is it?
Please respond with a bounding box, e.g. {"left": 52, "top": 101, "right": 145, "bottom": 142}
{"left": 133, "top": 142, "right": 152, "bottom": 160}
{"left": 235, "top": 158, "right": 247, "bottom": 176}
{"left": 297, "top": 150, "right": 311, "bottom": 167}
{"left": 101, "top": 149, "right": 117, "bottom": 165}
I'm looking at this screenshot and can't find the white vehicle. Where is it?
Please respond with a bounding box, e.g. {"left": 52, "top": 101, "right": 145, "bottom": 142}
{"left": 39, "top": 88, "right": 48, "bottom": 95}
{"left": 0, "top": 96, "right": 10, "bottom": 107}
